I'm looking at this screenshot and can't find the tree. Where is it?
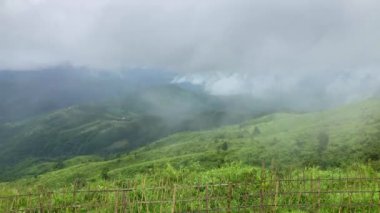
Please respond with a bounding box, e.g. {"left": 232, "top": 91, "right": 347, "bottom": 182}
{"left": 317, "top": 132, "right": 329, "bottom": 156}
{"left": 101, "top": 168, "right": 110, "bottom": 180}
{"left": 54, "top": 160, "right": 64, "bottom": 169}
{"left": 221, "top": 142, "right": 229, "bottom": 151}
{"left": 254, "top": 126, "right": 261, "bottom": 135}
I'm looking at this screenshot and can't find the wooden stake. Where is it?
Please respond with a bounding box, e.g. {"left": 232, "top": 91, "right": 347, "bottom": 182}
{"left": 114, "top": 191, "right": 119, "bottom": 213}
{"left": 205, "top": 184, "right": 209, "bottom": 213}
{"left": 317, "top": 177, "right": 321, "bottom": 213}
{"left": 73, "top": 184, "right": 77, "bottom": 213}
{"left": 273, "top": 180, "right": 279, "bottom": 213}
{"left": 227, "top": 182, "right": 232, "bottom": 213}
{"left": 171, "top": 185, "right": 177, "bottom": 213}
{"left": 122, "top": 191, "right": 127, "bottom": 213}
{"left": 260, "top": 161, "right": 265, "bottom": 213}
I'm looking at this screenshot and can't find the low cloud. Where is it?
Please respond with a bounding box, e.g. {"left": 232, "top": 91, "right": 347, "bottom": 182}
{"left": 1, "top": 0, "right": 380, "bottom": 102}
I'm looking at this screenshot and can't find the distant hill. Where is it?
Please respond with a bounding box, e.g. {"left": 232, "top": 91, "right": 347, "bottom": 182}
{"left": 0, "top": 83, "right": 279, "bottom": 180}
{"left": 2, "top": 99, "right": 380, "bottom": 184}
{"left": 0, "top": 66, "right": 173, "bottom": 122}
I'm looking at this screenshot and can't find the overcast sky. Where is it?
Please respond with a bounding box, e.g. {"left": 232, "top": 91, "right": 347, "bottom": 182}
{"left": 1, "top": 0, "right": 380, "bottom": 102}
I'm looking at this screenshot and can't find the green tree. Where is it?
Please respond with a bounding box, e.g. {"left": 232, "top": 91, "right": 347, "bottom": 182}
{"left": 101, "top": 168, "right": 110, "bottom": 180}
{"left": 317, "top": 132, "right": 329, "bottom": 156}
{"left": 54, "top": 160, "right": 64, "bottom": 169}
{"left": 221, "top": 142, "right": 229, "bottom": 151}
{"left": 254, "top": 126, "right": 261, "bottom": 135}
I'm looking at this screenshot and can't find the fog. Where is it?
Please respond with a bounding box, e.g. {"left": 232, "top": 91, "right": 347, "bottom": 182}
{"left": 1, "top": 0, "right": 380, "bottom": 103}
{"left": 2, "top": 0, "right": 380, "bottom": 184}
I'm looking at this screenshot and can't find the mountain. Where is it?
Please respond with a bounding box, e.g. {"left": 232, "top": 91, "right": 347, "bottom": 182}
{"left": 102, "top": 98, "right": 380, "bottom": 173}
{"left": 0, "top": 83, "right": 280, "bottom": 181}
{"left": 0, "top": 66, "right": 174, "bottom": 123}
{"left": 2, "top": 99, "right": 380, "bottom": 184}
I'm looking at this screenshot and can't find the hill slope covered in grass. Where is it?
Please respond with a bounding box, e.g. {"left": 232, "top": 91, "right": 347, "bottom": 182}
{"left": 5, "top": 99, "right": 380, "bottom": 188}
{"left": 0, "top": 85, "right": 279, "bottom": 181}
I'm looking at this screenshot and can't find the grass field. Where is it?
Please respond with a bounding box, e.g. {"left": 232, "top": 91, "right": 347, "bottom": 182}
{"left": 1, "top": 163, "right": 379, "bottom": 212}
{"left": 1, "top": 99, "right": 380, "bottom": 211}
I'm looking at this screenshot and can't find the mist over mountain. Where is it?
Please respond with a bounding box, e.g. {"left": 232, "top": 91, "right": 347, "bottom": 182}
{"left": 0, "top": 67, "right": 284, "bottom": 180}
{"left": 1, "top": 0, "right": 380, "bottom": 106}
{"left": 1, "top": 3, "right": 380, "bottom": 210}
{"left": 1, "top": 64, "right": 378, "bottom": 129}
{"left": 0, "top": 66, "right": 174, "bottom": 122}
{"left": 173, "top": 71, "right": 380, "bottom": 110}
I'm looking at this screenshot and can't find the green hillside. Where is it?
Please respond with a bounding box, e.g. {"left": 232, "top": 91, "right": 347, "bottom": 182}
{"left": 0, "top": 85, "right": 278, "bottom": 181}
{"left": 0, "top": 104, "right": 172, "bottom": 180}
{"left": 4, "top": 99, "right": 380, "bottom": 188}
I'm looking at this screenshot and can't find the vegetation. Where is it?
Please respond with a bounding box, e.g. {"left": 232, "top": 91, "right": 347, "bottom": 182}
{"left": 0, "top": 99, "right": 377, "bottom": 184}
{"left": 1, "top": 163, "right": 379, "bottom": 212}
{"left": 1, "top": 98, "right": 379, "bottom": 211}
{"left": 0, "top": 84, "right": 278, "bottom": 181}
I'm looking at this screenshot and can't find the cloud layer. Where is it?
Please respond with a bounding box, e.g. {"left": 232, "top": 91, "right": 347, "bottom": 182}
{"left": 1, "top": 0, "right": 380, "bottom": 101}
{"left": 1, "top": 0, "right": 379, "bottom": 71}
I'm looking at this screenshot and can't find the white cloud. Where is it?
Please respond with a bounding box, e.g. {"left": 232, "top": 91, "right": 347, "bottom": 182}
{"left": 0, "top": 0, "right": 379, "bottom": 73}
{"left": 1, "top": 0, "right": 380, "bottom": 101}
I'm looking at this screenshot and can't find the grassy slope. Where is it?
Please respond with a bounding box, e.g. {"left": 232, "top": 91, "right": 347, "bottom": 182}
{"left": 118, "top": 98, "right": 380, "bottom": 169}
{"left": 3, "top": 99, "right": 379, "bottom": 189}
{"left": 0, "top": 104, "right": 171, "bottom": 180}
{"left": 0, "top": 85, "right": 282, "bottom": 181}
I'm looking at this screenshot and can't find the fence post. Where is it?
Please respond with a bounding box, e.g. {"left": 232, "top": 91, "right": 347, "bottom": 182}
{"left": 73, "top": 184, "right": 77, "bottom": 213}
{"left": 171, "top": 185, "right": 177, "bottom": 213}
{"left": 39, "top": 193, "right": 44, "bottom": 213}
{"left": 205, "top": 184, "right": 210, "bottom": 213}
{"left": 114, "top": 191, "right": 119, "bottom": 213}
{"left": 27, "top": 193, "right": 31, "bottom": 213}
{"left": 376, "top": 181, "right": 380, "bottom": 212}
{"left": 197, "top": 183, "right": 201, "bottom": 212}
{"left": 310, "top": 173, "right": 315, "bottom": 211}
{"left": 227, "top": 182, "right": 232, "bottom": 213}
{"left": 298, "top": 172, "right": 304, "bottom": 209}
{"left": 122, "top": 191, "right": 127, "bottom": 213}
{"left": 48, "top": 192, "right": 53, "bottom": 212}
{"left": 317, "top": 177, "right": 321, "bottom": 212}
{"left": 273, "top": 180, "right": 279, "bottom": 212}
{"left": 260, "top": 161, "right": 266, "bottom": 213}
{"left": 346, "top": 174, "right": 352, "bottom": 212}
{"left": 136, "top": 179, "right": 142, "bottom": 213}
{"left": 338, "top": 174, "right": 342, "bottom": 212}
{"left": 142, "top": 177, "right": 150, "bottom": 213}
{"left": 160, "top": 179, "right": 167, "bottom": 213}
{"left": 128, "top": 180, "right": 133, "bottom": 213}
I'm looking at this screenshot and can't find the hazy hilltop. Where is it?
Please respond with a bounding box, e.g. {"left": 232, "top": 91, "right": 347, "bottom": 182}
{"left": 2, "top": 1, "right": 380, "bottom": 211}
{"left": 0, "top": 66, "right": 173, "bottom": 123}
{"left": 1, "top": 67, "right": 379, "bottom": 182}
{"left": 0, "top": 68, "right": 286, "bottom": 181}
{"left": 2, "top": 98, "right": 378, "bottom": 187}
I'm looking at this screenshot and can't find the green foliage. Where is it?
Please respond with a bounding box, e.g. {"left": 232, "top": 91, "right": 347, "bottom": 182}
{"left": 0, "top": 85, "right": 276, "bottom": 181}
{"left": 71, "top": 173, "right": 87, "bottom": 189}
{"left": 253, "top": 126, "right": 261, "bottom": 135}
{"left": 101, "top": 168, "right": 110, "bottom": 181}
{"left": 1, "top": 164, "right": 380, "bottom": 212}
{"left": 317, "top": 132, "right": 329, "bottom": 156}
{"left": 221, "top": 142, "right": 229, "bottom": 151}
{"left": 0, "top": 99, "right": 380, "bottom": 211}
{"left": 2, "top": 99, "right": 380, "bottom": 189}
{"left": 54, "top": 161, "right": 64, "bottom": 170}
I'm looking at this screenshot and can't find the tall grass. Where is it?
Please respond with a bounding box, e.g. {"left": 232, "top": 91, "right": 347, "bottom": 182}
{"left": 1, "top": 163, "right": 379, "bottom": 212}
